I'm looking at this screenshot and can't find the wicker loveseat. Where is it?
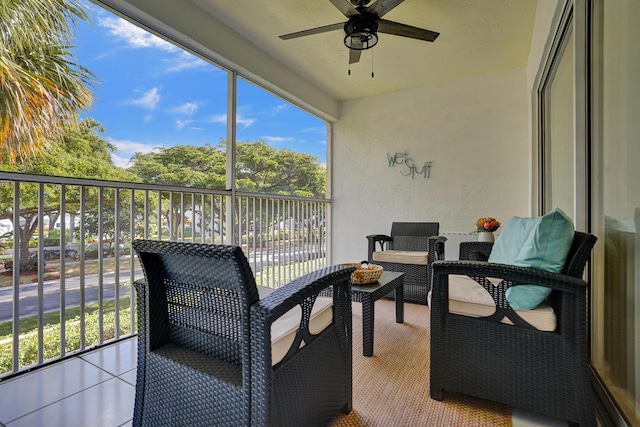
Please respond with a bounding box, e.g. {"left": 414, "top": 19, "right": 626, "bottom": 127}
{"left": 430, "top": 212, "right": 597, "bottom": 427}
{"left": 132, "top": 240, "right": 355, "bottom": 427}
{"left": 367, "top": 222, "right": 445, "bottom": 304}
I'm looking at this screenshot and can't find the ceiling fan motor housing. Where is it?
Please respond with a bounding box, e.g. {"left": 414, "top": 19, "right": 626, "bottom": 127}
{"left": 344, "top": 15, "right": 379, "bottom": 50}
{"left": 279, "top": 0, "right": 440, "bottom": 63}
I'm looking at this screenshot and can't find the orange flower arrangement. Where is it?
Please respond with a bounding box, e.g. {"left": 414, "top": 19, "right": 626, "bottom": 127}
{"left": 475, "top": 217, "right": 501, "bottom": 233}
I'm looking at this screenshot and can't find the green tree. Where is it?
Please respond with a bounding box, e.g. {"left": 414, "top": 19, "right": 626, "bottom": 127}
{"left": 0, "top": 0, "right": 94, "bottom": 164}
{"left": 236, "top": 140, "right": 325, "bottom": 198}
{"left": 129, "top": 143, "right": 226, "bottom": 188}
{"left": 128, "top": 140, "right": 326, "bottom": 241}
{"left": 0, "top": 118, "right": 138, "bottom": 270}
{"left": 129, "top": 140, "right": 326, "bottom": 197}
{"left": 128, "top": 144, "right": 228, "bottom": 240}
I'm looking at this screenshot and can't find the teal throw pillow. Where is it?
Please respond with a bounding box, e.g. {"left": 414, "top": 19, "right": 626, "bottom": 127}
{"left": 488, "top": 216, "right": 540, "bottom": 265}
{"left": 513, "top": 208, "right": 575, "bottom": 272}
{"left": 488, "top": 208, "right": 575, "bottom": 310}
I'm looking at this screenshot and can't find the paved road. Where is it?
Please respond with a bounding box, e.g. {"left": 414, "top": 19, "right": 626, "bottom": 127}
{"left": 0, "top": 270, "right": 141, "bottom": 322}
{"left": 0, "top": 246, "right": 326, "bottom": 322}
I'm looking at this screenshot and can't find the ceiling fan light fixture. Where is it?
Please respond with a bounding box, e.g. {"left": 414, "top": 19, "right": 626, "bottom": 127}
{"left": 343, "top": 16, "right": 378, "bottom": 50}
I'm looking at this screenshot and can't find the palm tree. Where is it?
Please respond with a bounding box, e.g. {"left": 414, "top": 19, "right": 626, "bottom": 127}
{"left": 0, "top": 0, "right": 94, "bottom": 164}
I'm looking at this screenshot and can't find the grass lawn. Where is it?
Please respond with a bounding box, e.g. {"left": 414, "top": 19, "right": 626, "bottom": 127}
{"left": 0, "top": 296, "right": 132, "bottom": 337}
{"left": 0, "top": 256, "right": 134, "bottom": 288}
{"left": 0, "top": 297, "right": 134, "bottom": 374}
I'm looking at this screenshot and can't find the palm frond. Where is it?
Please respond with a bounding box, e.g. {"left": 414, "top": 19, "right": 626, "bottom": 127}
{"left": 0, "top": 0, "right": 94, "bottom": 163}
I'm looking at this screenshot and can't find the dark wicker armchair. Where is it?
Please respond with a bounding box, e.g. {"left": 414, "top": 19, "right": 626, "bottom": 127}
{"left": 367, "top": 222, "right": 445, "bottom": 305}
{"left": 458, "top": 241, "right": 493, "bottom": 261}
{"left": 430, "top": 231, "right": 597, "bottom": 427}
{"left": 132, "top": 240, "right": 355, "bottom": 427}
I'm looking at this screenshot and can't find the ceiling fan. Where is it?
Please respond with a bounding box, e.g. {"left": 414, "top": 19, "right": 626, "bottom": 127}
{"left": 279, "top": 0, "right": 440, "bottom": 65}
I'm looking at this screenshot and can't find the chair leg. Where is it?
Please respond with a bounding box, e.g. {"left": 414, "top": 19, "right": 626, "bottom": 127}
{"left": 574, "top": 406, "right": 596, "bottom": 427}
{"left": 430, "top": 387, "right": 444, "bottom": 401}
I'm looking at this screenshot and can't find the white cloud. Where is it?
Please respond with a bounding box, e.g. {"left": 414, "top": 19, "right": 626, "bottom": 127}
{"left": 165, "top": 52, "right": 209, "bottom": 72}
{"left": 237, "top": 115, "right": 255, "bottom": 128}
{"left": 99, "top": 16, "right": 177, "bottom": 52}
{"left": 98, "top": 16, "right": 213, "bottom": 74}
{"left": 210, "top": 114, "right": 226, "bottom": 123}
{"left": 110, "top": 139, "right": 157, "bottom": 154}
{"left": 128, "top": 88, "right": 161, "bottom": 110}
{"left": 262, "top": 136, "right": 294, "bottom": 143}
{"left": 268, "top": 104, "right": 288, "bottom": 116}
{"left": 172, "top": 102, "right": 200, "bottom": 116}
{"left": 176, "top": 120, "right": 193, "bottom": 130}
{"left": 109, "top": 138, "right": 159, "bottom": 168}
{"left": 208, "top": 113, "right": 255, "bottom": 128}
{"left": 302, "top": 126, "right": 326, "bottom": 134}
{"left": 111, "top": 154, "right": 132, "bottom": 168}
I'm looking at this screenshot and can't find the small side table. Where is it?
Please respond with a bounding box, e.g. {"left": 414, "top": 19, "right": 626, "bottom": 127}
{"left": 350, "top": 271, "right": 405, "bottom": 357}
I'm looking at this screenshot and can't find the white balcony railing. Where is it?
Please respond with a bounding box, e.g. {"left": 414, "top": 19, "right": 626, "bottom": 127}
{"left": 0, "top": 172, "right": 329, "bottom": 378}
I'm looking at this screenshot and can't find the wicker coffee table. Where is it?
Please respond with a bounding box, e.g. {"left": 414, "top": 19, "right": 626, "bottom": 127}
{"left": 351, "top": 271, "right": 405, "bottom": 357}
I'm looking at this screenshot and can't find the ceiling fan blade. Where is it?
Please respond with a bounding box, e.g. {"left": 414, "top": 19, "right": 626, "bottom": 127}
{"left": 377, "top": 19, "right": 440, "bottom": 42}
{"left": 279, "top": 22, "right": 344, "bottom": 40}
{"left": 368, "top": 0, "right": 404, "bottom": 18}
{"left": 349, "top": 48, "right": 362, "bottom": 64}
{"left": 328, "top": 0, "right": 361, "bottom": 17}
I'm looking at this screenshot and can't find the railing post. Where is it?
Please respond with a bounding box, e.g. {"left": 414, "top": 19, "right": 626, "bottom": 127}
{"left": 0, "top": 171, "right": 329, "bottom": 378}
{"left": 11, "top": 182, "right": 20, "bottom": 373}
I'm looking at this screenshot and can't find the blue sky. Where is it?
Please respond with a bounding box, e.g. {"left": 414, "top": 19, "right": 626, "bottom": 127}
{"left": 73, "top": 2, "right": 327, "bottom": 168}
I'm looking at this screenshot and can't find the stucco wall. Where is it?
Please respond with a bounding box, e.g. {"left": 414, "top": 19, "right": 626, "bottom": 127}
{"left": 330, "top": 67, "right": 530, "bottom": 263}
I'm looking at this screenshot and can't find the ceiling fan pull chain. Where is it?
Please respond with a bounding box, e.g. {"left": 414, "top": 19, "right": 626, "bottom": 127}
{"left": 371, "top": 49, "right": 374, "bottom": 78}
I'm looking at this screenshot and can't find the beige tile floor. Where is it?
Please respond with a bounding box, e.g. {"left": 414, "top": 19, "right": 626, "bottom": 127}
{"left": 0, "top": 337, "right": 569, "bottom": 427}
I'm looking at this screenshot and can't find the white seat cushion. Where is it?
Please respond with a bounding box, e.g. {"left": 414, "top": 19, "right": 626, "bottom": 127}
{"left": 372, "top": 250, "right": 429, "bottom": 265}
{"left": 428, "top": 275, "right": 556, "bottom": 332}
{"left": 257, "top": 286, "right": 334, "bottom": 365}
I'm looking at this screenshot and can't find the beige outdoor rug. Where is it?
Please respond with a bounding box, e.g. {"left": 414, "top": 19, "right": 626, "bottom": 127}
{"left": 330, "top": 299, "right": 512, "bottom": 427}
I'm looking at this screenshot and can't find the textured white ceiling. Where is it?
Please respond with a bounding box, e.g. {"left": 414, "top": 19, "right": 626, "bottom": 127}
{"left": 191, "top": 0, "right": 538, "bottom": 101}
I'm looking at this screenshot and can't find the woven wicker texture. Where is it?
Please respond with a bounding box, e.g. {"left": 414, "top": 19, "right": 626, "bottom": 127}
{"left": 458, "top": 241, "right": 493, "bottom": 261}
{"left": 367, "top": 222, "right": 445, "bottom": 304}
{"left": 430, "top": 231, "right": 598, "bottom": 427}
{"left": 330, "top": 300, "right": 511, "bottom": 427}
{"left": 343, "top": 263, "right": 384, "bottom": 284}
{"left": 132, "top": 240, "right": 355, "bottom": 427}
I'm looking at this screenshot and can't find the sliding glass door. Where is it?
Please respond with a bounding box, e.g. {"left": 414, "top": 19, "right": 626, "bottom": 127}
{"left": 540, "top": 18, "right": 575, "bottom": 219}
{"left": 591, "top": 1, "right": 640, "bottom": 425}
{"left": 538, "top": 1, "right": 640, "bottom": 424}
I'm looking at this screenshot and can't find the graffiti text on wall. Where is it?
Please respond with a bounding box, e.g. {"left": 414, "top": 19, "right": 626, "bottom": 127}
{"left": 387, "top": 151, "right": 432, "bottom": 179}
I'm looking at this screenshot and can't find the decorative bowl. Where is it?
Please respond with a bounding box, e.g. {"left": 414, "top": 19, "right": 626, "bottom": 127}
{"left": 342, "top": 262, "right": 383, "bottom": 285}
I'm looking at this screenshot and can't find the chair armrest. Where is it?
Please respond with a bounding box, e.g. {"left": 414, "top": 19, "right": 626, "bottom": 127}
{"left": 430, "top": 260, "right": 589, "bottom": 330}
{"left": 250, "top": 265, "right": 355, "bottom": 367}
{"left": 366, "top": 234, "right": 392, "bottom": 261}
{"left": 366, "top": 234, "right": 392, "bottom": 242}
{"left": 255, "top": 265, "right": 355, "bottom": 320}
{"left": 428, "top": 236, "right": 447, "bottom": 261}
{"left": 431, "top": 260, "right": 588, "bottom": 295}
